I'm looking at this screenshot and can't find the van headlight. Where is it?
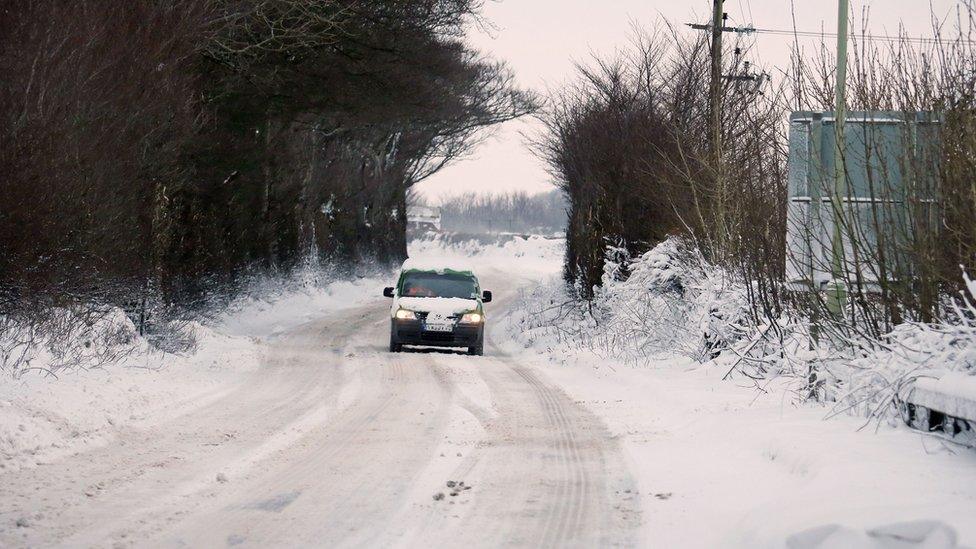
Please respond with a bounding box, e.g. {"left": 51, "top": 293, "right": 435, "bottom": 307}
{"left": 460, "top": 312, "right": 483, "bottom": 324}
{"left": 395, "top": 308, "right": 417, "bottom": 320}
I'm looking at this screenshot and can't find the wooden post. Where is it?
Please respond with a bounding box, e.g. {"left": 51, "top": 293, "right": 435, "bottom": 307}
{"left": 709, "top": 0, "right": 726, "bottom": 256}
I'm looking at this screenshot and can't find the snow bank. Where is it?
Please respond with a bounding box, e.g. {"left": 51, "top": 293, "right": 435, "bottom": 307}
{"left": 216, "top": 274, "right": 382, "bottom": 338}
{"left": 0, "top": 264, "right": 387, "bottom": 471}
{"left": 505, "top": 235, "right": 976, "bottom": 428}
{"left": 787, "top": 520, "right": 961, "bottom": 549}
{"left": 0, "top": 321, "right": 262, "bottom": 471}
{"left": 508, "top": 352, "right": 976, "bottom": 548}
{"left": 501, "top": 236, "right": 750, "bottom": 364}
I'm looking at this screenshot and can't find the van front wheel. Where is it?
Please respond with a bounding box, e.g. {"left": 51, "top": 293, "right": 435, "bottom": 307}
{"left": 467, "top": 331, "right": 484, "bottom": 356}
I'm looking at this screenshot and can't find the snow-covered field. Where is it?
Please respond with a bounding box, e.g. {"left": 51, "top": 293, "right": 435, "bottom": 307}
{"left": 1, "top": 234, "right": 974, "bottom": 548}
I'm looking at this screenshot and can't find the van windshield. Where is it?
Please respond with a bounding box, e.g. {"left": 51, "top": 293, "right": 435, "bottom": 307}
{"left": 400, "top": 272, "right": 478, "bottom": 299}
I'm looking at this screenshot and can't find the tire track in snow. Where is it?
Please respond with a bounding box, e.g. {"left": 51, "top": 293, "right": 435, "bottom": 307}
{"left": 165, "top": 320, "right": 459, "bottom": 547}
{"left": 11, "top": 306, "right": 378, "bottom": 547}
{"left": 512, "top": 364, "right": 589, "bottom": 548}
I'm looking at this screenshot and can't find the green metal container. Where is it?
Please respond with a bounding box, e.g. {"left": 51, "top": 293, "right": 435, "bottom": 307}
{"left": 786, "top": 111, "right": 941, "bottom": 289}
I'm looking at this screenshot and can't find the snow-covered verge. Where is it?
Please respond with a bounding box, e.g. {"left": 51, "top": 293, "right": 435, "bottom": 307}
{"left": 0, "top": 321, "right": 262, "bottom": 472}
{"left": 496, "top": 236, "right": 976, "bottom": 547}
{"left": 703, "top": 277, "right": 976, "bottom": 431}
{"left": 0, "top": 263, "right": 387, "bottom": 472}
{"left": 504, "top": 237, "right": 750, "bottom": 364}
{"left": 495, "top": 347, "right": 976, "bottom": 548}
{"left": 504, "top": 236, "right": 976, "bottom": 424}
{"left": 213, "top": 266, "right": 389, "bottom": 339}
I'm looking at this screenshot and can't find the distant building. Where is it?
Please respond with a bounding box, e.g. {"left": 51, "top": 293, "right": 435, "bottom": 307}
{"left": 407, "top": 205, "right": 441, "bottom": 232}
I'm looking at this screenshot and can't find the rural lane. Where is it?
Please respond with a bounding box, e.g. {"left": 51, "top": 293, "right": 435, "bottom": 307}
{"left": 0, "top": 270, "right": 641, "bottom": 548}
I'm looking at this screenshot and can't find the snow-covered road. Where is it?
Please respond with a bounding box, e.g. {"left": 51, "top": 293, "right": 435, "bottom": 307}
{"left": 0, "top": 268, "right": 640, "bottom": 548}
{"left": 3, "top": 237, "right": 975, "bottom": 548}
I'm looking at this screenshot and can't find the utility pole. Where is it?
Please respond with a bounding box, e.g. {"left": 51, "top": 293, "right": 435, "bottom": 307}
{"left": 709, "top": 0, "right": 724, "bottom": 160}
{"left": 709, "top": 0, "right": 726, "bottom": 254}
{"left": 688, "top": 2, "right": 762, "bottom": 258}
{"left": 686, "top": 6, "right": 757, "bottom": 149}
{"left": 827, "top": 0, "right": 849, "bottom": 319}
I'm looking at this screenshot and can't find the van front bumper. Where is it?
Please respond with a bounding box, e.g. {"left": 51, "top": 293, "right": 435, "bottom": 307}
{"left": 391, "top": 319, "right": 483, "bottom": 348}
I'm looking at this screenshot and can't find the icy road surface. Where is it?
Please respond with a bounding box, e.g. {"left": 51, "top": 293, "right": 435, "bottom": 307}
{"left": 0, "top": 268, "right": 640, "bottom": 548}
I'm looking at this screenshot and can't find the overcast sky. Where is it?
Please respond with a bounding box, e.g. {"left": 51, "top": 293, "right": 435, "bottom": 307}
{"left": 416, "top": 0, "right": 962, "bottom": 201}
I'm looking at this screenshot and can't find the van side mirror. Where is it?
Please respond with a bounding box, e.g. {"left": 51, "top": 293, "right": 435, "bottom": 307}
{"left": 383, "top": 287, "right": 395, "bottom": 298}
{"left": 482, "top": 290, "right": 492, "bottom": 303}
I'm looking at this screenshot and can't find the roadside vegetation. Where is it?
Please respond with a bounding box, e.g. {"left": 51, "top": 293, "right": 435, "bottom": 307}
{"left": 533, "top": 9, "right": 976, "bottom": 422}
{"left": 0, "top": 0, "right": 535, "bottom": 374}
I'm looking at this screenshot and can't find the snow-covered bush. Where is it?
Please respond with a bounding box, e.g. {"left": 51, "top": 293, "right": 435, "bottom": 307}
{"left": 509, "top": 235, "right": 976, "bottom": 429}
{"left": 702, "top": 272, "right": 976, "bottom": 423}
{"left": 0, "top": 306, "right": 142, "bottom": 377}
{"left": 825, "top": 275, "right": 975, "bottom": 420}
{"left": 507, "top": 236, "right": 753, "bottom": 364}
{"left": 0, "top": 259, "right": 340, "bottom": 378}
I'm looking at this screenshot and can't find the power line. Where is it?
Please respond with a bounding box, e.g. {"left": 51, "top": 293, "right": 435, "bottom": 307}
{"left": 752, "top": 27, "right": 973, "bottom": 45}
{"left": 687, "top": 23, "right": 976, "bottom": 45}
{"left": 737, "top": 0, "right": 754, "bottom": 27}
